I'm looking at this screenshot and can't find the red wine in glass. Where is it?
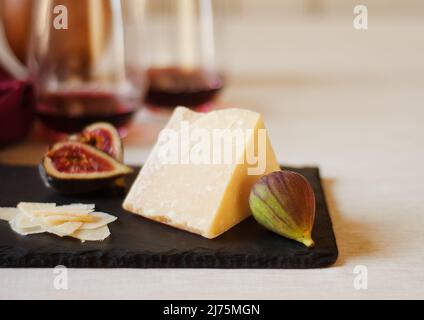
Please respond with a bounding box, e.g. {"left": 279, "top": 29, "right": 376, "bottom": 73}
{"left": 144, "top": 67, "right": 224, "bottom": 109}
{"left": 36, "top": 90, "right": 139, "bottom": 134}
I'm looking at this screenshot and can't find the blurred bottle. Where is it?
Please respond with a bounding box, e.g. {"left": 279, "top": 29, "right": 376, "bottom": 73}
{"left": 0, "top": 0, "right": 35, "bottom": 146}
{"left": 28, "top": 0, "right": 146, "bottom": 134}
{"left": 0, "top": 0, "right": 33, "bottom": 64}
{"left": 143, "top": 0, "right": 225, "bottom": 110}
{"left": 0, "top": 79, "right": 34, "bottom": 147}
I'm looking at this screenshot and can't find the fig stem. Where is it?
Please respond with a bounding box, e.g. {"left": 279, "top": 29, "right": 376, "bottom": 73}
{"left": 298, "top": 236, "right": 315, "bottom": 248}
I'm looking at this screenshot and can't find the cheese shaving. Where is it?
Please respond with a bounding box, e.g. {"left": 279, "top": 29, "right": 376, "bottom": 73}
{"left": 80, "top": 212, "right": 117, "bottom": 230}
{"left": 0, "top": 202, "right": 116, "bottom": 241}
{"left": 0, "top": 208, "right": 20, "bottom": 222}
{"left": 43, "top": 215, "right": 97, "bottom": 226}
{"left": 72, "top": 226, "right": 111, "bottom": 242}
{"left": 48, "top": 222, "right": 83, "bottom": 237}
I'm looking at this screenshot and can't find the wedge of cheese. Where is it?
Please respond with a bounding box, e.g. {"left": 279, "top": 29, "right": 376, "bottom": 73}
{"left": 123, "top": 107, "right": 280, "bottom": 239}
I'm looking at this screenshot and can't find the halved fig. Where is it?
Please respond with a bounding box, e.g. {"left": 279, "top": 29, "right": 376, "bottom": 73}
{"left": 72, "top": 122, "right": 123, "bottom": 161}
{"left": 39, "top": 141, "right": 132, "bottom": 194}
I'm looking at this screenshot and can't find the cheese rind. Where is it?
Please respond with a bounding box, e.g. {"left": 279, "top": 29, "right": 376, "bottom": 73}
{"left": 123, "top": 107, "right": 280, "bottom": 239}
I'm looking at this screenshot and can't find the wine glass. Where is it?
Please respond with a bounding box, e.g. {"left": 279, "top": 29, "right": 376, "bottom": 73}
{"left": 143, "top": 0, "right": 225, "bottom": 111}
{"left": 28, "top": 0, "right": 146, "bottom": 135}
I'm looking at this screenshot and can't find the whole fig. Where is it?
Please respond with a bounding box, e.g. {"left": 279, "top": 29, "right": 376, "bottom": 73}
{"left": 249, "top": 170, "right": 316, "bottom": 247}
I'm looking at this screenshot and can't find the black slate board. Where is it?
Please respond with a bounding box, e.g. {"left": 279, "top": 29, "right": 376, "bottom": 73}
{"left": 0, "top": 165, "right": 338, "bottom": 268}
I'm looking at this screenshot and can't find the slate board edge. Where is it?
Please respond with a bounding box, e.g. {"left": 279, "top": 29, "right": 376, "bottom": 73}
{"left": 0, "top": 249, "right": 337, "bottom": 269}
{"left": 310, "top": 167, "right": 339, "bottom": 267}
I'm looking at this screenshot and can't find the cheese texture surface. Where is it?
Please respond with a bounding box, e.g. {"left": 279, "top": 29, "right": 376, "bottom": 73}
{"left": 0, "top": 202, "right": 117, "bottom": 241}
{"left": 123, "top": 107, "right": 280, "bottom": 238}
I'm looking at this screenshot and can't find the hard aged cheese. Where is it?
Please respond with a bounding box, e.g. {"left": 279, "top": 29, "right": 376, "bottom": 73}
{"left": 0, "top": 202, "right": 117, "bottom": 241}
{"left": 123, "top": 107, "right": 280, "bottom": 239}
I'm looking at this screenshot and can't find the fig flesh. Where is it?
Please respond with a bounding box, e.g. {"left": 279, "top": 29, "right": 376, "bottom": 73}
{"left": 249, "top": 170, "right": 316, "bottom": 247}
{"left": 40, "top": 141, "right": 132, "bottom": 194}
{"left": 72, "top": 122, "right": 123, "bottom": 161}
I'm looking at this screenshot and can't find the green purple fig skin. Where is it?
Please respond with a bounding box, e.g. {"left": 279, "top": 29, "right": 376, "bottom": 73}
{"left": 249, "top": 170, "right": 316, "bottom": 248}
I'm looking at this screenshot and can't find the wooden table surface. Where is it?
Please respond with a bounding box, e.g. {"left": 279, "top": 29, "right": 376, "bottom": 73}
{"left": 1, "top": 16, "right": 423, "bottom": 299}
